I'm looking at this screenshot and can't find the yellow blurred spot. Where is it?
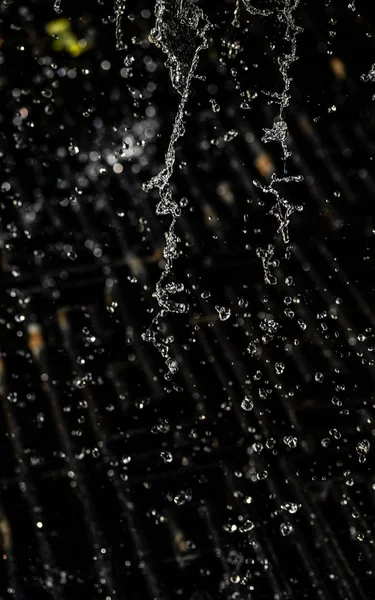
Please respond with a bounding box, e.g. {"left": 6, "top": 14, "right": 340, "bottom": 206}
{"left": 27, "top": 323, "right": 45, "bottom": 358}
{"left": 46, "top": 19, "right": 92, "bottom": 57}
{"left": 255, "top": 152, "right": 274, "bottom": 177}
{"left": 330, "top": 57, "right": 346, "bottom": 80}
{"left": 299, "top": 116, "right": 313, "bottom": 135}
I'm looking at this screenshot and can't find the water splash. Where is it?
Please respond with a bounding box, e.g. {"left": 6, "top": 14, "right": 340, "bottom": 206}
{"left": 244, "top": 0, "right": 303, "bottom": 283}
{"left": 141, "top": 0, "right": 210, "bottom": 374}
{"left": 114, "top": 0, "right": 128, "bottom": 51}
{"left": 361, "top": 64, "right": 375, "bottom": 83}
{"left": 259, "top": 0, "right": 302, "bottom": 164}
{"left": 253, "top": 172, "right": 303, "bottom": 244}
{"left": 242, "top": 0, "right": 272, "bottom": 17}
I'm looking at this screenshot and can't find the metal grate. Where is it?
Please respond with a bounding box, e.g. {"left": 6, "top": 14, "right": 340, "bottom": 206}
{"left": 0, "top": 1, "right": 375, "bottom": 598}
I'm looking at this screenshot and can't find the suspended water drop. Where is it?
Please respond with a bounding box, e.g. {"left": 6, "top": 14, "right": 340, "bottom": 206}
{"left": 281, "top": 503, "right": 299, "bottom": 514}
{"left": 68, "top": 142, "right": 79, "bottom": 156}
{"left": 210, "top": 98, "right": 220, "bottom": 113}
{"left": 173, "top": 489, "right": 192, "bottom": 505}
{"left": 247, "top": 342, "right": 258, "bottom": 356}
{"left": 361, "top": 64, "right": 375, "bottom": 82}
{"left": 166, "top": 357, "right": 179, "bottom": 375}
{"left": 283, "top": 436, "right": 298, "bottom": 449}
{"left": 261, "top": 319, "right": 279, "bottom": 334}
{"left": 280, "top": 522, "right": 293, "bottom": 536}
{"left": 329, "top": 428, "right": 341, "bottom": 440}
{"left": 252, "top": 442, "right": 263, "bottom": 453}
{"left": 160, "top": 451, "right": 173, "bottom": 463}
{"left": 266, "top": 438, "right": 276, "bottom": 449}
{"left": 241, "top": 396, "right": 254, "bottom": 411}
{"left": 73, "top": 376, "right": 87, "bottom": 389}
{"left": 275, "top": 362, "right": 285, "bottom": 375}
{"left": 215, "top": 306, "right": 231, "bottom": 321}
{"left": 356, "top": 439, "right": 370, "bottom": 462}
{"left": 54, "top": 0, "right": 62, "bottom": 14}
{"left": 239, "top": 519, "right": 254, "bottom": 533}
{"left": 201, "top": 290, "right": 211, "bottom": 299}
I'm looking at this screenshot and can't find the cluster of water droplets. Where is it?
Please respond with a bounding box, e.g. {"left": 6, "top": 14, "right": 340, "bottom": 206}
{"left": 120, "top": 0, "right": 211, "bottom": 375}
{"left": 1, "top": 1, "right": 373, "bottom": 596}
{"left": 109, "top": 0, "right": 304, "bottom": 372}
{"left": 247, "top": 0, "right": 303, "bottom": 284}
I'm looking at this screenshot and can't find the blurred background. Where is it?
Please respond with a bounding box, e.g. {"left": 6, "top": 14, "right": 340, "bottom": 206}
{"left": 1, "top": 1, "right": 375, "bottom": 598}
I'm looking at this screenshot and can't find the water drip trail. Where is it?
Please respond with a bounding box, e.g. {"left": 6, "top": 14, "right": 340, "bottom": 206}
{"left": 244, "top": 0, "right": 303, "bottom": 283}
{"left": 114, "top": 0, "right": 127, "bottom": 51}
{"left": 140, "top": 0, "right": 210, "bottom": 374}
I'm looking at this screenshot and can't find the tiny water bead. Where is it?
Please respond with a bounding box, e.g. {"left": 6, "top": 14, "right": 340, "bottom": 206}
{"left": 215, "top": 306, "right": 231, "bottom": 321}
{"left": 166, "top": 357, "right": 178, "bottom": 374}
{"left": 173, "top": 490, "right": 192, "bottom": 505}
{"left": 275, "top": 362, "right": 285, "bottom": 375}
{"left": 356, "top": 439, "right": 370, "bottom": 462}
{"left": 241, "top": 396, "right": 254, "bottom": 411}
{"left": 281, "top": 503, "right": 299, "bottom": 514}
{"left": 283, "top": 436, "right": 298, "bottom": 449}
{"left": 280, "top": 522, "right": 294, "bottom": 536}
{"left": 209, "top": 98, "right": 220, "bottom": 112}
{"left": 201, "top": 290, "right": 211, "bottom": 299}
{"left": 239, "top": 519, "right": 254, "bottom": 533}
{"left": 160, "top": 451, "right": 173, "bottom": 463}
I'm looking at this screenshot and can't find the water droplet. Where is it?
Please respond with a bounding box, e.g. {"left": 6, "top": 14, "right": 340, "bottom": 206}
{"left": 283, "top": 436, "right": 298, "bottom": 449}
{"left": 215, "top": 306, "right": 231, "bottom": 321}
{"left": 241, "top": 396, "right": 254, "bottom": 411}
{"left": 174, "top": 489, "right": 192, "bottom": 505}
{"left": 281, "top": 503, "right": 299, "bottom": 514}
{"left": 166, "top": 358, "right": 179, "bottom": 374}
{"left": 209, "top": 98, "right": 220, "bottom": 112}
{"left": 275, "top": 362, "right": 285, "bottom": 375}
{"left": 280, "top": 522, "right": 293, "bottom": 536}
{"left": 68, "top": 142, "right": 79, "bottom": 156}
{"left": 356, "top": 439, "right": 370, "bottom": 458}
{"left": 160, "top": 451, "right": 173, "bottom": 463}
{"left": 239, "top": 519, "right": 254, "bottom": 532}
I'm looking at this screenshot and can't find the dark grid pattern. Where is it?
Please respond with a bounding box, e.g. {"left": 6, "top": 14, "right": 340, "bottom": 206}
{"left": 0, "top": 1, "right": 375, "bottom": 599}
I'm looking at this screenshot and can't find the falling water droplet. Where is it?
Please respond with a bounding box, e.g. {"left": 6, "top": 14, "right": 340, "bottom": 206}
{"left": 280, "top": 522, "right": 294, "bottom": 536}
{"left": 215, "top": 306, "right": 231, "bottom": 321}
{"left": 160, "top": 451, "right": 173, "bottom": 463}
{"left": 241, "top": 396, "right": 254, "bottom": 411}
{"left": 356, "top": 439, "right": 370, "bottom": 462}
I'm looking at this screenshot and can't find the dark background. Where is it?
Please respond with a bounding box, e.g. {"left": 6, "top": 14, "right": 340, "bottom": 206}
{"left": 0, "top": 1, "right": 375, "bottom": 599}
